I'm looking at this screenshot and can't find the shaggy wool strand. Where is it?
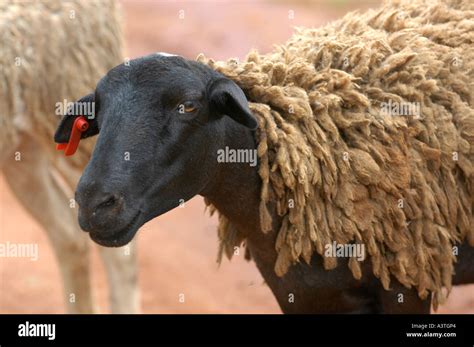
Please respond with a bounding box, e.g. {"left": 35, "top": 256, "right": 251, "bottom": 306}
{"left": 201, "top": 0, "right": 474, "bottom": 308}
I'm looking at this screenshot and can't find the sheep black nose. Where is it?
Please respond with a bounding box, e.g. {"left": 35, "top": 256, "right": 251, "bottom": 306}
{"left": 76, "top": 187, "right": 125, "bottom": 232}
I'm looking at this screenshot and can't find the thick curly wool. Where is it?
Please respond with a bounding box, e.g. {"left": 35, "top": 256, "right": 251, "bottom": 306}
{"left": 200, "top": 0, "right": 474, "bottom": 307}
{"left": 0, "top": 0, "right": 122, "bottom": 168}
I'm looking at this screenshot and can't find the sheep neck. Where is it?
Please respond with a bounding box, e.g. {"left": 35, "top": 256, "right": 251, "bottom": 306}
{"left": 200, "top": 121, "right": 262, "bottom": 237}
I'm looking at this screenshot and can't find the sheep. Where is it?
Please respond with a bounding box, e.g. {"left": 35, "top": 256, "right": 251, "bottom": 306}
{"left": 54, "top": 0, "right": 474, "bottom": 313}
{"left": 1, "top": 0, "right": 139, "bottom": 313}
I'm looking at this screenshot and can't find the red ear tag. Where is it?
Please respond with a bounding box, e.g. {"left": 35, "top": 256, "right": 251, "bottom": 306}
{"left": 56, "top": 116, "right": 89, "bottom": 156}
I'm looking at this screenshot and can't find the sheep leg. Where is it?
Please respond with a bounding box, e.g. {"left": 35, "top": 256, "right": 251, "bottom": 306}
{"left": 98, "top": 242, "right": 140, "bottom": 313}
{"left": 2, "top": 138, "right": 95, "bottom": 313}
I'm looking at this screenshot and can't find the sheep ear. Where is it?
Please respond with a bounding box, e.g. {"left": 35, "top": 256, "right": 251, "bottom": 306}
{"left": 208, "top": 78, "right": 258, "bottom": 130}
{"left": 54, "top": 93, "right": 100, "bottom": 143}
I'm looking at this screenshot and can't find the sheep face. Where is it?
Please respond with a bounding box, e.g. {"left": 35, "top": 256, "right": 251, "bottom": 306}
{"left": 55, "top": 53, "right": 257, "bottom": 247}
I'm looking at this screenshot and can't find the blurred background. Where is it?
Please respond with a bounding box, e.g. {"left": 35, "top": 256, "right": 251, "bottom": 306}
{"left": 1, "top": 0, "right": 473, "bottom": 313}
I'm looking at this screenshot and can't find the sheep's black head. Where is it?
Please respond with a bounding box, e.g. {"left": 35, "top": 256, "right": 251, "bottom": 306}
{"left": 54, "top": 53, "right": 258, "bottom": 247}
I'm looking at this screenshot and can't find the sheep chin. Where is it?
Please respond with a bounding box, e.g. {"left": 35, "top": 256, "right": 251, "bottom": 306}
{"left": 89, "top": 211, "right": 142, "bottom": 248}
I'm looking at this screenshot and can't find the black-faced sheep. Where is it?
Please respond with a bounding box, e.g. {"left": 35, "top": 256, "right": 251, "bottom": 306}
{"left": 55, "top": 0, "right": 474, "bottom": 313}
{"left": 1, "top": 0, "right": 139, "bottom": 313}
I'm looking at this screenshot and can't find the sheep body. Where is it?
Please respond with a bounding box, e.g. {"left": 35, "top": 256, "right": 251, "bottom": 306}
{"left": 200, "top": 0, "right": 474, "bottom": 307}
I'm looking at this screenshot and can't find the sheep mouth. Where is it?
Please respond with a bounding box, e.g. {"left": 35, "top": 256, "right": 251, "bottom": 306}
{"left": 89, "top": 211, "right": 142, "bottom": 247}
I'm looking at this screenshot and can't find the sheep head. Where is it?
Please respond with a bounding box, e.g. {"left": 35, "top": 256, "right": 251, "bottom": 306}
{"left": 54, "top": 53, "right": 258, "bottom": 247}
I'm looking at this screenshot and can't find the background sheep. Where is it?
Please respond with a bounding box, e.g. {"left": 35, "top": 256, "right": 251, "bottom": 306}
{"left": 54, "top": 0, "right": 474, "bottom": 313}
{"left": 0, "top": 0, "right": 138, "bottom": 313}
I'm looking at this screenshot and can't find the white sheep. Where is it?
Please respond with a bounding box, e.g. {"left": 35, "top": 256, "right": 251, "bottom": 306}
{"left": 0, "top": 0, "right": 139, "bottom": 313}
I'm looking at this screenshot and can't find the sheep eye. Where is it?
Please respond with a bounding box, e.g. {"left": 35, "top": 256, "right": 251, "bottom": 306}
{"left": 178, "top": 101, "right": 197, "bottom": 114}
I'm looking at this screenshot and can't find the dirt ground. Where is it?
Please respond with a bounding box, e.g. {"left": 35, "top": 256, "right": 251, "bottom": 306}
{"left": 1, "top": 0, "right": 473, "bottom": 314}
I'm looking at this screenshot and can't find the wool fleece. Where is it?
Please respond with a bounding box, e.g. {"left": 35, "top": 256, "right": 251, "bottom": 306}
{"left": 201, "top": 0, "right": 474, "bottom": 308}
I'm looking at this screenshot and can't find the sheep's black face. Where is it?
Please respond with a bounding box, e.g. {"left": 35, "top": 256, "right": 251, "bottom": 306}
{"left": 54, "top": 53, "right": 257, "bottom": 247}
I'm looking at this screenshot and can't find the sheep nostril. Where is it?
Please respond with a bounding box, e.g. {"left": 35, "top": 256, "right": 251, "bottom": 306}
{"left": 97, "top": 194, "right": 118, "bottom": 209}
